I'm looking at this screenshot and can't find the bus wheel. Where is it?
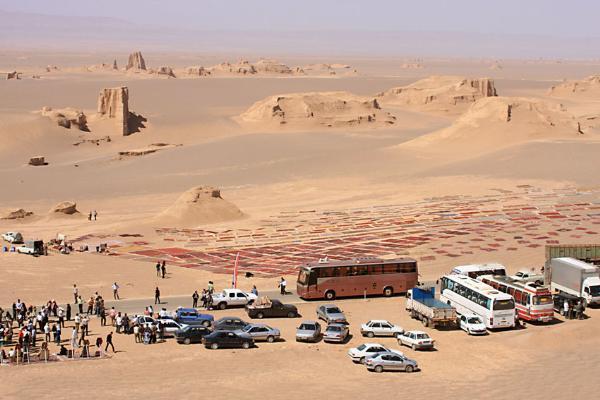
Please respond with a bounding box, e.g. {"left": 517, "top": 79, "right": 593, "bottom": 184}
{"left": 324, "top": 290, "right": 336, "bottom": 301}
{"left": 383, "top": 287, "right": 393, "bottom": 297}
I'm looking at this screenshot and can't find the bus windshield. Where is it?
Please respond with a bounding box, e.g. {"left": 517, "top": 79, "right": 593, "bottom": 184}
{"left": 297, "top": 269, "right": 310, "bottom": 285}
{"left": 493, "top": 299, "right": 515, "bottom": 310}
{"left": 533, "top": 295, "right": 553, "bottom": 305}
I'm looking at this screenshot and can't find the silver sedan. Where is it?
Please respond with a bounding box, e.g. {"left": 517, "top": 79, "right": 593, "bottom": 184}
{"left": 323, "top": 323, "right": 349, "bottom": 343}
{"left": 241, "top": 323, "right": 280, "bottom": 343}
{"left": 365, "top": 351, "right": 419, "bottom": 373}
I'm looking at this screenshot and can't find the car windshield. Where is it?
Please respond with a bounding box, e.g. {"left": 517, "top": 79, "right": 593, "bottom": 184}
{"left": 326, "top": 307, "right": 341, "bottom": 314}
{"left": 300, "top": 324, "right": 315, "bottom": 330}
{"left": 467, "top": 317, "right": 482, "bottom": 324}
{"left": 297, "top": 269, "right": 309, "bottom": 285}
{"left": 533, "top": 295, "right": 553, "bottom": 305}
{"left": 416, "top": 334, "right": 430, "bottom": 340}
{"left": 327, "top": 326, "right": 342, "bottom": 332}
{"left": 357, "top": 344, "right": 366, "bottom": 351}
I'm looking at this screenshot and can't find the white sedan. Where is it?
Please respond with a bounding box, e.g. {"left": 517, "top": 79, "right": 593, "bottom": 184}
{"left": 360, "top": 320, "right": 404, "bottom": 338}
{"left": 459, "top": 315, "right": 487, "bottom": 335}
{"left": 397, "top": 330, "right": 435, "bottom": 351}
{"left": 347, "top": 343, "right": 403, "bottom": 364}
{"left": 2, "top": 232, "right": 23, "bottom": 243}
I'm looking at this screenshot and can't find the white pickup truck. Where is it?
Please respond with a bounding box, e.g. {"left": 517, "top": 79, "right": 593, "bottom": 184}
{"left": 212, "top": 289, "right": 258, "bottom": 310}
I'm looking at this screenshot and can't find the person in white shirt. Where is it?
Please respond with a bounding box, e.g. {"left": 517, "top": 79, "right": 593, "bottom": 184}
{"left": 112, "top": 282, "right": 120, "bottom": 300}
{"left": 563, "top": 300, "right": 570, "bottom": 319}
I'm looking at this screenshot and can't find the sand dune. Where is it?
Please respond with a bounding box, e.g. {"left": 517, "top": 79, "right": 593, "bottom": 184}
{"left": 397, "top": 96, "right": 583, "bottom": 156}
{"left": 154, "top": 186, "right": 245, "bottom": 227}
{"left": 239, "top": 91, "right": 396, "bottom": 128}
{"left": 378, "top": 75, "right": 497, "bottom": 115}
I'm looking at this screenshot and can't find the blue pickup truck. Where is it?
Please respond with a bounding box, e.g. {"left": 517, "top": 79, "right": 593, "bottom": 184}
{"left": 174, "top": 308, "right": 214, "bottom": 327}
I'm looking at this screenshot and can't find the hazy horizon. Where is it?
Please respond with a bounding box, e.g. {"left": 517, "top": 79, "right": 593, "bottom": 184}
{"left": 1, "top": 1, "right": 599, "bottom": 58}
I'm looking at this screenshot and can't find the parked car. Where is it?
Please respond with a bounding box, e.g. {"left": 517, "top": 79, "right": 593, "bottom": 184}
{"left": 212, "top": 289, "right": 258, "bottom": 310}
{"left": 241, "top": 323, "right": 280, "bottom": 342}
{"left": 323, "top": 323, "right": 349, "bottom": 343}
{"left": 360, "top": 320, "right": 404, "bottom": 338}
{"left": 174, "top": 308, "right": 213, "bottom": 327}
{"left": 2, "top": 232, "right": 23, "bottom": 244}
{"left": 160, "top": 319, "right": 188, "bottom": 337}
{"left": 316, "top": 304, "right": 347, "bottom": 324}
{"left": 213, "top": 316, "right": 249, "bottom": 331}
{"left": 398, "top": 330, "right": 435, "bottom": 350}
{"left": 296, "top": 320, "right": 322, "bottom": 342}
{"left": 347, "top": 343, "right": 403, "bottom": 364}
{"left": 202, "top": 330, "right": 254, "bottom": 349}
{"left": 246, "top": 297, "right": 299, "bottom": 319}
{"left": 133, "top": 315, "right": 157, "bottom": 328}
{"left": 365, "top": 351, "right": 419, "bottom": 373}
{"left": 459, "top": 314, "right": 487, "bottom": 336}
{"left": 175, "top": 325, "right": 212, "bottom": 344}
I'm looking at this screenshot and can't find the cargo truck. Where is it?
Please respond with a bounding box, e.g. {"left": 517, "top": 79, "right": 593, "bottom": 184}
{"left": 405, "top": 286, "right": 457, "bottom": 328}
{"left": 546, "top": 257, "right": 600, "bottom": 306}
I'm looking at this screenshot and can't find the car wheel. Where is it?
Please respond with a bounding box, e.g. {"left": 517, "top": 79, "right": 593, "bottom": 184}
{"left": 183, "top": 338, "right": 191, "bottom": 345}
{"left": 395, "top": 332, "right": 402, "bottom": 339}
{"left": 383, "top": 286, "right": 393, "bottom": 297}
{"left": 218, "top": 302, "right": 227, "bottom": 310}
{"left": 287, "top": 311, "right": 296, "bottom": 318}
{"left": 359, "top": 357, "right": 366, "bottom": 364}
{"left": 257, "top": 312, "right": 264, "bottom": 319}
{"left": 367, "top": 331, "right": 374, "bottom": 338}
{"left": 405, "top": 365, "right": 414, "bottom": 373}
{"left": 411, "top": 344, "right": 417, "bottom": 351}
{"left": 210, "top": 343, "right": 219, "bottom": 350}
{"left": 242, "top": 341, "right": 250, "bottom": 349}
{"left": 374, "top": 365, "right": 384, "bottom": 373}
{"left": 324, "top": 290, "right": 336, "bottom": 301}
{"left": 267, "top": 336, "right": 275, "bottom": 343}
{"left": 422, "top": 318, "right": 428, "bottom": 327}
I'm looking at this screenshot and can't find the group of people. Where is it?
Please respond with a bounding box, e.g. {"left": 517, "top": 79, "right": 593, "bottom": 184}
{"left": 155, "top": 260, "right": 167, "bottom": 279}
{"left": 562, "top": 299, "right": 586, "bottom": 320}
{"left": 87, "top": 210, "right": 98, "bottom": 221}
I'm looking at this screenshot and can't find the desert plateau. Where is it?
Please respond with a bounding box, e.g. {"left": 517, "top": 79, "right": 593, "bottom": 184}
{"left": 1, "top": 1, "right": 600, "bottom": 399}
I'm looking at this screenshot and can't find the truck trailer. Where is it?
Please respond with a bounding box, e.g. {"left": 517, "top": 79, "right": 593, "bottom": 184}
{"left": 406, "top": 286, "right": 457, "bottom": 328}
{"left": 546, "top": 257, "right": 600, "bottom": 306}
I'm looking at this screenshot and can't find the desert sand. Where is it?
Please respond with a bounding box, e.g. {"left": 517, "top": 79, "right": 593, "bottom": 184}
{"left": 1, "top": 51, "right": 600, "bottom": 399}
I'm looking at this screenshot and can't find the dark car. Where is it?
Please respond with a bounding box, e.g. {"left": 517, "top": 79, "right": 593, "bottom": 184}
{"left": 174, "top": 308, "right": 214, "bottom": 327}
{"left": 213, "top": 317, "right": 249, "bottom": 331}
{"left": 175, "top": 325, "right": 212, "bottom": 345}
{"left": 202, "top": 330, "right": 254, "bottom": 349}
{"left": 246, "top": 299, "right": 299, "bottom": 319}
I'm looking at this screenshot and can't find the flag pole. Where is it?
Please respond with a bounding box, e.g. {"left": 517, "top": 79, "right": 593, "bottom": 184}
{"left": 233, "top": 252, "right": 240, "bottom": 288}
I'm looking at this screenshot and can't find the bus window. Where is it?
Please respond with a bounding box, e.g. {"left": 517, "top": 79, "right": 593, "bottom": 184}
{"left": 493, "top": 299, "right": 515, "bottom": 310}
{"left": 332, "top": 267, "right": 340, "bottom": 277}
{"left": 383, "top": 264, "right": 397, "bottom": 274}
{"left": 298, "top": 269, "right": 309, "bottom": 285}
{"left": 369, "top": 264, "right": 383, "bottom": 275}
{"left": 308, "top": 270, "right": 317, "bottom": 286}
{"left": 514, "top": 290, "right": 522, "bottom": 304}
{"left": 356, "top": 266, "right": 368, "bottom": 275}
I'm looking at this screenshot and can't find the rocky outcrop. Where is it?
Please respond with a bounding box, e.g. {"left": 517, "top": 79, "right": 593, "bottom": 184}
{"left": 29, "top": 156, "right": 47, "bottom": 166}
{"left": 97, "top": 87, "right": 130, "bottom": 135}
{"left": 126, "top": 51, "right": 146, "bottom": 70}
{"left": 155, "top": 66, "right": 176, "bottom": 78}
{"left": 240, "top": 91, "right": 396, "bottom": 128}
{"left": 378, "top": 76, "right": 497, "bottom": 113}
{"left": 41, "top": 107, "right": 88, "bottom": 130}
{"left": 209, "top": 60, "right": 257, "bottom": 75}
{"left": 50, "top": 201, "right": 79, "bottom": 215}
{"left": 254, "top": 59, "right": 293, "bottom": 74}
{"left": 549, "top": 75, "right": 600, "bottom": 98}
{"left": 3, "top": 71, "right": 21, "bottom": 79}
{"left": 0, "top": 208, "right": 34, "bottom": 220}
{"left": 186, "top": 66, "right": 211, "bottom": 76}
{"left": 156, "top": 186, "right": 245, "bottom": 227}
{"left": 112, "top": 59, "right": 118, "bottom": 70}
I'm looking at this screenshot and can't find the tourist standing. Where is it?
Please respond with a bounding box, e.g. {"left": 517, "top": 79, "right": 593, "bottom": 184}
{"left": 192, "top": 291, "right": 199, "bottom": 308}
{"left": 154, "top": 287, "right": 161, "bottom": 305}
{"left": 563, "top": 300, "right": 570, "bottom": 319}
{"left": 66, "top": 304, "right": 71, "bottom": 321}
{"left": 156, "top": 262, "right": 161, "bottom": 277}
{"left": 105, "top": 332, "right": 115, "bottom": 352}
{"left": 251, "top": 285, "right": 258, "bottom": 296}
{"left": 73, "top": 284, "right": 78, "bottom": 303}
{"left": 161, "top": 261, "right": 166, "bottom": 279}
{"left": 77, "top": 295, "right": 83, "bottom": 314}
{"left": 279, "top": 277, "right": 287, "bottom": 295}
{"left": 112, "top": 282, "right": 120, "bottom": 300}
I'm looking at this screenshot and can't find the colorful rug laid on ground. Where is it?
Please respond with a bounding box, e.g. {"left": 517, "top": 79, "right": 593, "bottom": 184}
{"left": 72, "top": 186, "right": 600, "bottom": 276}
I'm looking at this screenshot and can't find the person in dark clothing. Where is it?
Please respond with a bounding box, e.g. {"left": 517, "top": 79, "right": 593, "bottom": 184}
{"left": 66, "top": 304, "right": 71, "bottom": 321}
{"left": 161, "top": 262, "right": 166, "bottom": 279}
{"left": 154, "top": 287, "right": 161, "bottom": 305}
{"left": 105, "top": 332, "right": 115, "bottom": 352}
{"left": 100, "top": 308, "right": 107, "bottom": 326}
{"left": 156, "top": 262, "right": 161, "bottom": 277}
{"left": 192, "top": 291, "right": 199, "bottom": 308}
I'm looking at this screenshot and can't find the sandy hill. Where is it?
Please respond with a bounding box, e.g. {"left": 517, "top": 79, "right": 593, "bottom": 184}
{"left": 155, "top": 186, "right": 244, "bottom": 227}
{"left": 549, "top": 75, "right": 600, "bottom": 99}
{"left": 238, "top": 91, "right": 396, "bottom": 128}
{"left": 398, "top": 97, "right": 583, "bottom": 156}
{"left": 377, "top": 76, "right": 497, "bottom": 114}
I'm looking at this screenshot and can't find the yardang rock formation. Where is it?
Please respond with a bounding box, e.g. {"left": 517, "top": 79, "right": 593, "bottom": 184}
{"left": 126, "top": 51, "right": 146, "bottom": 70}
{"left": 97, "top": 87, "right": 130, "bottom": 135}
